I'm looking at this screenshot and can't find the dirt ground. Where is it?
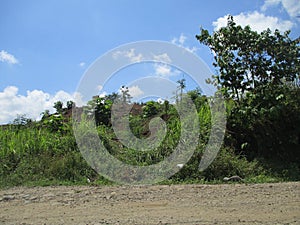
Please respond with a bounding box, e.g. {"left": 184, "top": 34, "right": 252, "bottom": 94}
{"left": 0, "top": 182, "right": 299, "bottom": 225}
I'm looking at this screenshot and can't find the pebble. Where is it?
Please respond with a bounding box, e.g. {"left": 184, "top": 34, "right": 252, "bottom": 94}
{"left": 1, "top": 195, "right": 15, "bottom": 201}
{"left": 106, "top": 191, "right": 117, "bottom": 200}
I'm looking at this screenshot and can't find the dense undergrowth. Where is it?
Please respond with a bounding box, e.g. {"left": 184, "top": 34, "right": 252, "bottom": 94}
{"left": 0, "top": 87, "right": 299, "bottom": 188}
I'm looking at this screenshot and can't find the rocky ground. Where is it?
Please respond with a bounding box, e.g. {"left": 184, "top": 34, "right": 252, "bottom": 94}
{"left": 0, "top": 182, "right": 299, "bottom": 224}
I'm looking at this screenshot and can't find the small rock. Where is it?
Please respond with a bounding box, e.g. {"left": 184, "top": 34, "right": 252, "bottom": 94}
{"left": 22, "top": 194, "right": 31, "bottom": 200}
{"left": 106, "top": 191, "right": 117, "bottom": 200}
{"left": 29, "top": 196, "right": 38, "bottom": 201}
{"left": 223, "top": 175, "right": 244, "bottom": 182}
{"left": 1, "top": 195, "right": 15, "bottom": 201}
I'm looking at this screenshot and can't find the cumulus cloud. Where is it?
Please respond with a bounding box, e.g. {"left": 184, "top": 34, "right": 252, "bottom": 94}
{"left": 213, "top": 11, "right": 294, "bottom": 32}
{"left": 112, "top": 48, "right": 143, "bottom": 63}
{"left": 0, "top": 86, "right": 84, "bottom": 124}
{"left": 152, "top": 53, "right": 172, "bottom": 63}
{"left": 0, "top": 50, "right": 19, "bottom": 64}
{"left": 128, "top": 85, "right": 144, "bottom": 98}
{"left": 154, "top": 64, "right": 172, "bottom": 76}
{"left": 171, "top": 33, "right": 187, "bottom": 46}
{"left": 261, "top": 0, "right": 281, "bottom": 11}
{"left": 281, "top": 0, "right": 300, "bottom": 18}
{"left": 261, "top": 0, "right": 300, "bottom": 18}
{"left": 179, "top": 34, "right": 187, "bottom": 45}
{"left": 171, "top": 34, "right": 198, "bottom": 53}
{"left": 153, "top": 63, "right": 181, "bottom": 77}
{"left": 152, "top": 53, "right": 176, "bottom": 77}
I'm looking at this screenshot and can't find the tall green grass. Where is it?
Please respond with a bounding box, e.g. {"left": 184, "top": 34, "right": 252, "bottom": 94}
{"left": 1, "top": 125, "right": 69, "bottom": 156}
{"left": 0, "top": 123, "right": 98, "bottom": 188}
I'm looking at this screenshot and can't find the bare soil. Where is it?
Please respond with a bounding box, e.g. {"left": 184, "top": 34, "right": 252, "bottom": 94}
{"left": 0, "top": 182, "right": 299, "bottom": 225}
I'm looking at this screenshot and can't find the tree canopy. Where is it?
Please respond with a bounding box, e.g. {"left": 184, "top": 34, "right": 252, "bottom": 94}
{"left": 196, "top": 16, "right": 300, "bottom": 101}
{"left": 196, "top": 16, "right": 300, "bottom": 162}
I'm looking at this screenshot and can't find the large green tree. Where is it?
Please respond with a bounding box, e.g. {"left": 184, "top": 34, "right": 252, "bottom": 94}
{"left": 196, "top": 16, "right": 300, "bottom": 163}
{"left": 196, "top": 16, "right": 299, "bottom": 101}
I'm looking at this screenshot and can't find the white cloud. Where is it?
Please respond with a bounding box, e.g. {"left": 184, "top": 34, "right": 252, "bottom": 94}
{"left": 0, "top": 50, "right": 19, "bottom": 64}
{"left": 153, "top": 62, "right": 181, "bottom": 77}
{"left": 171, "top": 33, "right": 187, "bottom": 45}
{"left": 213, "top": 11, "right": 294, "bottom": 32}
{"left": 261, "top": 0, "right": 281, "bottom": 11}
{"left": 171, "top": 34, "right": 198, "bottom": 53}
{"left": 178, "top": 33, "right": 187, "bottom": 45}
{"left": 0, "top": 86, "right": 84, "bottom": 124}
{"left": 261, "top": 0, "right": 300, "bottom": 18}
{"left": 184, "top": 46, "right": 198, "bottom": 54}
{"left": 98, "top": 91, "right": 107, "bottom": 98}
{"left": 112, "top": 48, "right": 143, "bottom": 63}
{"left": 148, "top": 51, "right": 179, "bottom": 77}
{"left": 152, "top": 53, "right": 172, "bottom": 63}
{"left": 154, "top": 64, "right": 172, "bottom": 76}
{"left": 73, "top": 92, "right": 85, "bottom": 106}
{"left": 128, "top": 85, "right": 144, "bottom": 98}
{"left": 281, "top": 0, "right": 300, "bottom": 18}
{"left": 79, "top": 62, "right": 86, "bottom": 67}
{"left": 152, "top": 53, "right": 175, "bottom": 77}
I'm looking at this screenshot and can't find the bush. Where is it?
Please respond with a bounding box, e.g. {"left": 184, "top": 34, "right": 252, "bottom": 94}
{"left": 171, "top": 147, "right": 266, "bottom": 182}
{"left": 226, "top": 85, "right": 300, "bottom": 163}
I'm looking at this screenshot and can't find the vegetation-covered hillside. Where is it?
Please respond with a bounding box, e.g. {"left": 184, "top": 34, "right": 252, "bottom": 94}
{"left": 0, "top": 18, "right": 299, "bottom": 187}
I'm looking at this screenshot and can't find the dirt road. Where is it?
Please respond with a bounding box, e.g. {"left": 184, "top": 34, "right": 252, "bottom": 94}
{"left": 0, "top": 182, "right": 299, "bottom": 224}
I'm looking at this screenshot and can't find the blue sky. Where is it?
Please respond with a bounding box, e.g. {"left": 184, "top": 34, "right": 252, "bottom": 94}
{"left": 0, "top": 0, "right": 299, "bottom": 124}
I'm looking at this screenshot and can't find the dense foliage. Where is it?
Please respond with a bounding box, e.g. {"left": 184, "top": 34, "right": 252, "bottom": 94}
{"left": 196, "top": 16, "right": 300, "bottom": 174}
